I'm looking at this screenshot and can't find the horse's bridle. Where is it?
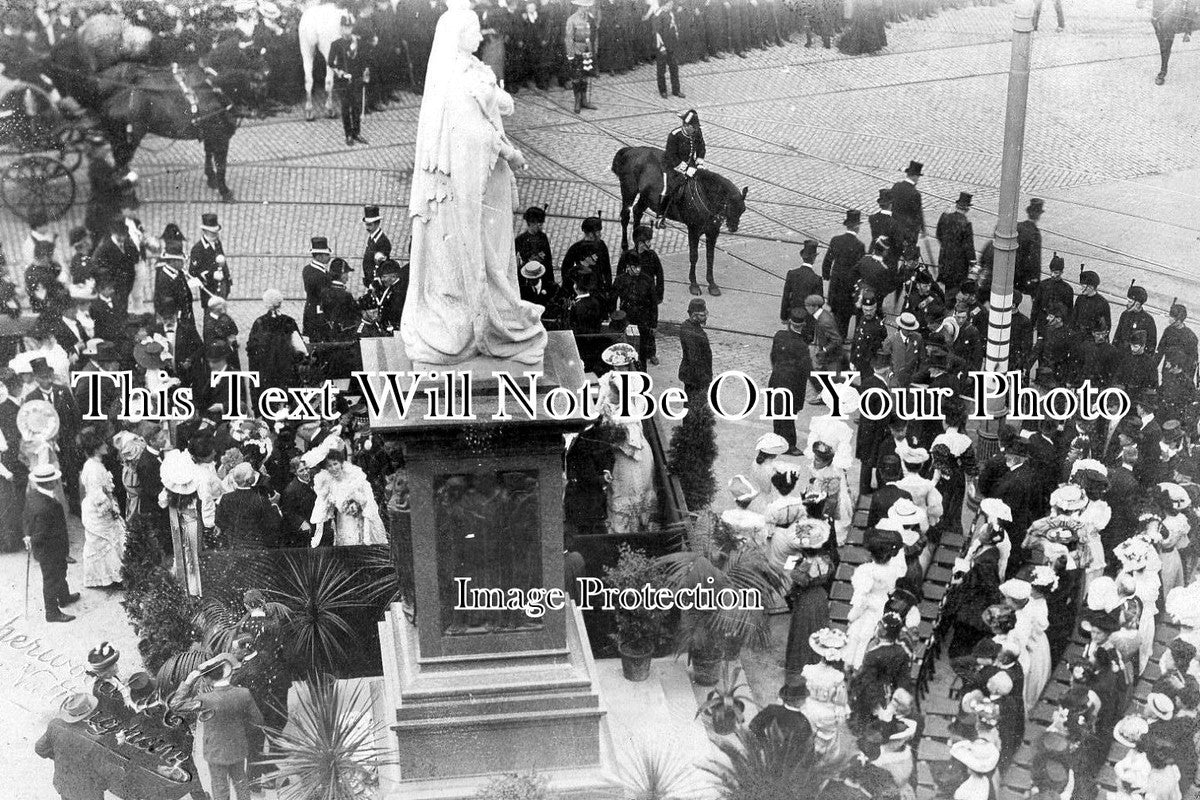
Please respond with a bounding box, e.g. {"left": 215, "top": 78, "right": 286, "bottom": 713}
{"left": 689, "top": 179, "right": 734, "bottom": 229}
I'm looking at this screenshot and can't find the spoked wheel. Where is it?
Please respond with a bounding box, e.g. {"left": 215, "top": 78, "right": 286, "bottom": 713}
{"left": 55, "top": 124, "right": 87, "bottom": 173}
{"left": 2, "top": 154, "right": 76, "bottom": 223}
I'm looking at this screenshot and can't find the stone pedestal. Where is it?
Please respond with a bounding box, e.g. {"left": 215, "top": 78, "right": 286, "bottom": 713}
{"left": 362, "top": 333, "right": 614, "bottom": 798}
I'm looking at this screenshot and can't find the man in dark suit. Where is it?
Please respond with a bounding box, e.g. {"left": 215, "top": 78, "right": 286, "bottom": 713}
{"left": 768, "top": 307, "right": 812, "bottom": 452}
{"left": 866, "top": 455, "right": 914, "bottom": 528}
{"left": 1133, "top": 390, "right": 1163, "bottom": 486}
{"left": 376, "top": 258, "right": 409, "bottom": 333}
{"left": 748, "top": 679, "right": 812, "bottom": 746}
{"left": 328, "top": 14, "right": 369, "bottom": 146}
{"left": 361, "top": 205, "right": 391, "bottom": 289}
{"left": 935, "top": 192, "right": 975, "bottom": 297}
{"left": 46, "top": 292, "right": 92, "bottom": 365}
{"left": 856, "top": 237, "right": 893, "bottom": 300}
{"left": 302, "top": 237, "right": 334, "bottom": 341}
{"left": 868, "top": 188, "right": 903, "bottom": 271}
{"left": 780, "top": 240, "right": 823, "bottom": 323}
{"left": 24, "top": 463, "right": 78, "bottom": 622}
{"left": 320, "top": 259, "right": 360, "bottom": 342}
{"left": 280, "top": 456, "right": 317, "bottom": 548}
{"left": 889, "top": 160, "right": 925, "bottom": 250}
{"left": 89, "top": 217, "right": 138, "bottom": 314}
{"left": 1015, "top": 198, "right": 1044, "bottom": 294}
{"left": 1070, "top": 269, "right": 1109, "bottom": 336}
{"left": 189, "top": 212, "right": 229, "bottom": 309}
{"left": 856, "top": 354, "right": 893, "bottom": 494}
{"left": 679, "top": 298, "right": 712, "bottom": 411}
{"left": 821, "top": 209, "right": 865, "bottom": 337}
{"left": 1114, "top": 283, "right": 1158, "bottom": 354}
{"left": 153, "top": 300, "right": 204, "bottom": 389}
{"left": 0, "top": 370, "right": 28, "bottom": 553}
{"left": 1030, "top": 253, "right": 1074, "bottom": 337}
{"left": 215, "top": 464, "right": 282, "bottom": 549}
{"left": 27, "top": 357, "right": 83, "bottom": 514}
{"left": 175, "top": 655, "right": 264, "bottom": 800}
{"left": 994, "top": 438, "right": 1042, "bottom": 574}
{"left": 652, "top": 0, "right": 684, "bottom": 98}
{"left": 154, "top": 240, "right": 195, "bottom": 321}
{"left": 89, "top": 277, "right": 125, "bottom": 347}
{"left": 135, "top": 423, "right": 170, "bottom": 555}
{"left": 36, "top": 693, "right": 122, "bottom": 800}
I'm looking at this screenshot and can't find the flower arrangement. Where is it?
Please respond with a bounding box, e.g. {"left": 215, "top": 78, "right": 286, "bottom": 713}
{"left": 342, "top": 498, "right": 362, "bottom": 518}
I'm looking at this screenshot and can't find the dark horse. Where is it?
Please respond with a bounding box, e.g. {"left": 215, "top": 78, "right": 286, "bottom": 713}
{"left": 611, "top": 146, "right": 748, "bottom": 297}
{"left": 1145, "top": 0, "right": 1195, "bottom": 84}
{"left": 44, "top": 37, "right": 264, "bottom": 202}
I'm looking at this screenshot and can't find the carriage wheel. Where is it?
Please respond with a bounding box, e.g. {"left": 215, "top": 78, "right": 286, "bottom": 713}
{"left": 2, "top": 155, "right": 76, "bottom": 223}
{"left": 55, "top": 125, "right": 86, "bottom": 173}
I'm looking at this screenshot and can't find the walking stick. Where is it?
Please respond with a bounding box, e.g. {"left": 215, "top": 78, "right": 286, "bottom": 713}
{"left": 24, "top": 544, "right": 31, "bottom": 619}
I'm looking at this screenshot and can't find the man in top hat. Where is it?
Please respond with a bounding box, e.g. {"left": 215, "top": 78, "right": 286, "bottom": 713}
{"left": 1015, "top": 198, "right": 1044, "bottom": 294}
{"left": 564, "top": 0, "right": 597, "bottom": 114}
{"left": 1026, "top": 302, "right": 1074, "bottom": 385}
{"left": 90, "top": 216, "right": 138, "bottom": 315}
{"left": 854, "top": 355, "right": 893, "bottom": 494}
{"left": 36, "top": 693, "right": 121, "bottom": 800}
{"left": 805, "top": 293, "right": 843, "bottom": 386}
{"left": 360, "top": 205, "right": 391, "bottom": 289}
{"left": 328, "top": 13, "right": 369, "bottom": 146}
{"left": 1067, "top": 268, "right": 1107, "bottom": 335}
{"left": 935, "top": 192, "right": 975, "bottom": 296}
{"left": 190, "top": 212, "right": 230, "bottom": 309}
{"left": 679, "top": 298, "right": 712, "bottom": 412}
{"left": 302, "top": 236, "right": 334, "bottom": 341}
{"left": 155, "top": 239, "right": 197, "bottom": 321}
{"left": 320, "top": 258, "right": 359, "bottom": 341}
{"left": 516, "top": 206, "right": 555, "bottom": 292}
{"left": 748, "top": 674, "right": 813, "bottom": 745}
{"left": 193, "top": 341, "right": 240, "bottom": 417}
{"left": 856, "top": 236, "right": 894, "bottom": 302}
{"left": 883, "top": 312, "right": 924, "bottom": 388}
{"left": 868, "top": 188, "right": 903, "bottom": 272}
{"left": 850, "top": 290, "right": 887, "bottom": 374}
{"left": 72, "top": 340, "right": 121, "bottom": 417}
{"left": 375, "top": 258, "right": 409, "bottom": 334}
{"left": 658, "top": 109, "right": 706, "bottom": 227}
{"left": 1030, "top": 253, "right": 1074, "bottom": 337}
{"left": 780, "top": 240, "right": 823, "bottom": 324}
{"left": 1115, "top": 283, "right": 1158, "bottom": 354}
{"left": 23, "top": 463, "right": 77, "bottom": 623}
{"left": 768, "top": 306, "right": 813, "bottom": 453}
{"left": 89, "top": 277, "right": 125, "bottom": 346}
{"left": 651, "top": 0, "right": 685, "bottom": 99}
{"left": 1160, "top": 303, "right": 1198, "bottom": 376}
{"left": 562, "top": 216, "right": 612, "bottom": 306}
{"left": 889, "top": 161, "right": 925, "bottom": 249}
{"left": 993, "top": 437, "right": 1044, "bottom": 566}
{"left": 46, "top": 289, "right": 95, "bottom": 363}
{"left": 822, "top": 209, "right": 866, "bottom": 337}
{"left": 176, "top": 654, "right": 264, "bottom": 800}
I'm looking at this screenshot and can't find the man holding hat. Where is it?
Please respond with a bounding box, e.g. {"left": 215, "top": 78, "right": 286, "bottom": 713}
{"left": 302, "top": 236, "right": 334, "bottom": 341}
{"left": 360, "top": 205, "right": 392, "bottom": 289}
{"left": 564, "top": 0, "right": 597, "bottom": 114}
{"left": 935, "top": 191, "right": 975, "bottom": 296}
{"left": 176, "top": 654, "right": 264, "bottom": 800}
{"left": 215, "top": 463, "right": 282, "bottom": 549}
{"left": 36, "top": 693, "right": 120, "bottom": 800}
{"left": 24, "top": 462, "right": 77, "bottom": 623}
{"left": 1160, "top": 303, "right": 1198, "bottom": 376}
{"left": 1015, "top": 198, "right": 1044, "bottom": 294}
{"left": 821, "top": 209, "right": 865, "bottom": 337}
{"left": 516, "top": 205, "right": 555, "bottom": 292}
{"left": 658, "top": 109, "right": 706, "bottom": 226}
{"left": 376, "top": 258, "right": 409, "bottom": 334}
{"left": 868, "top": 189, "right": 903, "bottom": 272}
{"left": 889, "top": 161, "right": 925, "bottom": 250}
{"left": 780, "top": 240, "right": 823, "bottom": 323}
{"left": 768, "top": 306, "right": 812, "bottom": 453}
{"left": 679, "top": 298, "right": 711, "bottom": 412}
{"left": 154, "top": 238, "right": 197, "bottom": 321}
{"left": 190, "top": 212, "right": 230, "bottom": 309}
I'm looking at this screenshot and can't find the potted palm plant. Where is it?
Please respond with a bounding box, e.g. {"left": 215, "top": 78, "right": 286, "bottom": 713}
{"left": 696, "top": 663, "right": 753, "bottom": 736}
{"left": 603, "top": 544, "right": 668, "bottom": 682}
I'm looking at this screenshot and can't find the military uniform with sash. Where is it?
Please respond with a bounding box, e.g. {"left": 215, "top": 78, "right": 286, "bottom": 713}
{"left": 660, "top": 109, "right": 706, "bottom": 221}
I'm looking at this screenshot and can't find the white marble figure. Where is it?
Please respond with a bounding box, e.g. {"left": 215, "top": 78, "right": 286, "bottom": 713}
{"left": 401, "top": 0, "right": 547, "bottom": 366}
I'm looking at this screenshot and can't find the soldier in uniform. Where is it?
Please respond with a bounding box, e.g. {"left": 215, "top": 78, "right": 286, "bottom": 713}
{"left": 328, "top": 15, "right": 369, "bottom": 146}
{"left": 780, "top": 239, "right": 823, "bottom": 323}
{"left": 850, "top": 289, "right": 887, "bottom": 374}
{"left": 1069, "top": 320, "right": 1119, "bottom": 388}
{"left": 612, "top": 241, "right": 660, "bottom": 366}
{"left": 658, "top": 109, "right": 706, "bottom": 226}
{"left": 516, "top": 206, "right": 556, "bottom": 292}
{"left": 1160, "top": 349, "right": 1195, "bottom": 426}
{"left": 564, "top": 0, "right": 598, "bottom": 114}
{"left": 361, "top": 205, "right": 391, "bottom": 290}
{"left": 1025, "top": 303, "right": 1073, "bottom": 386}
{"left": 356, "top": 293, "right": 386, "bottom": 338}
{"left": 154, "top": 240, "right": 195, "bottom": 320}
{"left": 1113, "top": 330, "right": 1159, "bottom": 399}
{"left": 652, "top": 0, "right": 686, "bottom": 98}
{"left": 302, "top": 237, "right": 334, "bottom": 342}
{"left": 561, "top": 217, "right": 612, "bottom": 307}
{"left": 189, "top": 212, "right": 229, "bottom": 310}
{"left": 1015, "top": 198, "right": 1044, "bottom": 294}
{"left": 868, "top": 189, "right": 903, "bottom": 272}
{"left": 1114, "top": 283, "right": 1157, "bottom": 354}
{"left": 1030, "top": 253, "right": 1073, "bottom": 337}
{"left": 821, "top": 209, "right": 865, "bottom": 337}
{"left": 1160, "top": 303, "right": 1198, "bottom": 376}
{"left": 1069, "top": 269, "right": 1109, "bottom": 336}
{"left": 376, "top": 258, "right": 409, "bottom": 334}
{"left": 935, "top": 192, "right": 975, "bottom": 297}
{"left": 889, "top": 160, "right": 925, "bottom": 252}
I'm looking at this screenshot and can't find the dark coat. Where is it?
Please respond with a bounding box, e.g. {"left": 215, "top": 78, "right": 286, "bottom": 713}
{"left": 935, "top": 210, "right": 975, "bottom": 288}
{"left": 90, "top": 234, "right": 138, "bottom": 293}
{"left": 1030, "top": 276, "right": 1074, "bottom": 335}
{"left": 26, "top": 385, "right": 80, "bottom": 448}
{"left": 89, "top": 297, "right": 125, "bottom": 345}
{"left": 362, "top": 228, "right": 392, "bottom": 287}
{"left": 768, "top": 328, "right": 811, "bottom": 406}
{"left": 215, "top": 488, "right": 282, "bottom": 549}
{"left": 889, "top": 179, "right": 924, "bottom": 245}
{"left": 821, "top": 231, "right": 864, "bottom": 308}
{"left": 867, "top": 211, "right": 903, "bottom": 268}
{"left": 1114, "top": 308, "right": 1158, "bottom": 354}
{"left": 189, "top": 238, "right": 230, "bottom": 302}
{"left": 301, "top": 262, "right": 333, "bottom": 339}
{"left": 748, "top": 704, "right": 812, "bottom": 746}
{"left": 35, "top": 718, "right": 118, "bottom": 800}
{"left": 1069, "top": 292, "right": 1111, "bottom": 336}
{"left": 780, "top": 265, "right": 823, "bottom": 322}
{"left": 652, "top": 7, "right": 681, "bottom": 52}
{"left": 855, "top": 373, "right": 892, "bottom": 461}
{"left": 280, "top": 478, "right": 317, "bottom": 548}
{"left": 516, "top": 230, "right": 555, "bottom": 291}
{"left": 561, "top": 239, "right": 613, "bottom": 304}
{"left": 612, "top": 270, "right": 659, "bottom": 327}
{"left": 327, "top": 35, "right": 367, "bottom": 84}
{"left": 24, "top": 489, "right": 69, "bottom": 563}
{"left": 564, "top": 426, "right": 615, "bottom": 533}
{"left": 866, "top": 484, "right": 913, "bottom": 529}
{"left": 855, "top": 254, "right": 892, "bottom": 297}
{"left": 154, "top": 266, "right": 194, "bottom": 318}
{"left": 154, "top": 319, "right": 204, "bottom": 386}
{"left": 135, "top": 449, "right": 165, "bottom": 516}
{"left": 678, "top": 318, "right": 712, "bottom": 391}
{"left": 995, "top": 463, "right": 1043, "bottom": 548}
{"left": 1015, "top": 219, "right": 1041, "bottom": 292}
{"left": 0, "top": 398, "right": 27, "bottom": 483}
{"left": 247, "top": 312, "right": 302, "bottom": 393}
{"left": 377, "top": 273, "right": 409, "bottom": 334}
{"left": 195, "top": 684, "right": 264, "bottom": 765}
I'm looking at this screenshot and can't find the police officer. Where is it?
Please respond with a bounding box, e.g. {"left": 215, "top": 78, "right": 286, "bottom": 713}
{"left": 564, "top": 0, "right": 598, "bottom": 114}
{"left": 658, "top": 109, "right": 706, "bottom": 227}
{"left": 361, "top": 205, "right": 391, "bottom": 290}
{"left": 1115, "top": 283, "right": 1157, "bottom": 354}
{"left": 328, "top": 14, "right": 368, "bottom": 146}
{"left": 189, "top": 212, "right": 229, "bottom": 309}
{"left": 850, "top": 288, "right": 887, "bottom": 374}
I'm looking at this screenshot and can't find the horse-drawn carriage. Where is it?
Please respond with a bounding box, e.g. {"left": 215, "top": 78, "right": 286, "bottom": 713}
{"left": 0, "top": 78, "right": 89, "bottom": 224}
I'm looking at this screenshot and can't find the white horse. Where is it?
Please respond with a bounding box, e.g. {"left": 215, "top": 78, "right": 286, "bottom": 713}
{"left": 298, "top": 3, "right": 350, "bottom": 120}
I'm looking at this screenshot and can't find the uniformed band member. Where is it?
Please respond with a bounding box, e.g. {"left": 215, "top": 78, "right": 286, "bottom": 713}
{"left": 302, "top": 236, "right": 333, "bottom": 341}
{"left": 154, "top": 240, "right": 195, "bottom": 320}
{"left": 564, "top": 0, "right": 598, "bottom": 114}
{"left": 652, "top": 0, "right": 686, "bottom": 99}
{"left": 1069, "top": 268, "right": 1109, "bottom": 335}
{"left": 890, "top": 160, "right": 925, "bottom": 250}
{"left": 328, "top": 15, "right": 369, "bottom": 146}
{"left": 1115, "top": 283, "right": 1157, "bottom": 354}
{"left": 935, "top": 192, "right": 975, "bottom": 296}
{"left": 780, "top": 239, "right": 823, "bottom": 323}
{"left": 361, "top": 205, "right": 391, "bottom": 289}
{"left": 1160, "top": 303, "right": 1198, "bottom": 376}
{"left": 822, "top": 209, "right": 865, "bottom": 337}
{"left": 376, "top": 257, "right": 408, "bottom": 333}
{"left": 516, "top": 205, "right": 555, "bottom": 291}
{"left": 356, "top": 292, "right": 386, "bottom": 338}
{"left": 1030, "top": 253, "right": 1073, "bottom": 337}
{"left": 189, "top": 212, "right": 229, "bottom": 309}
{"left": 659, "top": 109, "right": 706, "bottom": 226}
{"left": 1015, "top": 198, "right": 1044, "bottom": 294}
{"left": 561, "top": 217, "right": 612, "bottom": 305}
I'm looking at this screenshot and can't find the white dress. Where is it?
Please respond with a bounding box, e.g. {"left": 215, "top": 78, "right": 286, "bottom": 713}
{"left": 1021, "top": 596, "right": 1052, "bottom": 712}
{"left": 843, "top": 561, "right": 900, "bottom": 669}
{"left": 80, "top": 457, "right": 127, "bottom": 587}
{"left": 599, "top": 373, "right": 657, "bottom": 534}
{"left": 892, "top": 473, "right": 944, "bottom": 529}
{"left": 311, "top": 464, "right": 388, "bottom": 545}
{"left": 797, "top": 662, "right": 849, "bottom": 737}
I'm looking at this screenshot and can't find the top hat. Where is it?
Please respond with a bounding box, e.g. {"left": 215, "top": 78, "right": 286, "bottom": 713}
{"left": 200, "top": 212, "right": 220, "bottom": 232}
{"left": 905, "top": 160, "right": 924, "bottom": 176}
{"left": 877, "top": 188, "right": 892, "bottom": 205}
{"left": 87, "top": 641, "right": 120, "bottom": 672}
{"left": 800, "top": 239, "right": 818, "bottom": 261}
{"left": 59, "top": 693, "right": 100, "bottom": 724}
{"left": 844, "top": 209, "right": 862, "bottom": 226}
{"left": 29, "top": 357, "right": 53, "bottom": 375}
{"left": 523, "top": 205, "right": 547, "bottom": 224}
{"left": 311, "top": 236, "right": 331, "bottom": 254}
{"left": 955, "top": 192, "right": 973, "bottom": 208}
{"left": 1027, "top": 198, "right": 1045, "bottom": 215}
{"left": 363, "top": 205, "right": 381, "bottom": 223}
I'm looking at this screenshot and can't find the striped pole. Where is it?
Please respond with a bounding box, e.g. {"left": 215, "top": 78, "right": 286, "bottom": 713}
{"left": 978, "top": 0, "right": 1037, "bottom": 460}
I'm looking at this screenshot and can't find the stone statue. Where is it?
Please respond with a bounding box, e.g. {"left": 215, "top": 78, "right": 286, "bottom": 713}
{"left": 402, "top": 0, "right": 547, "bottom": 366}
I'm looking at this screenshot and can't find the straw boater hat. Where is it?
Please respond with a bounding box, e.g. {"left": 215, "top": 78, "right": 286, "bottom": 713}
{"left": 59, "top": 693, "right": 99, "bottom": 724}
{"left": 520, "top": 261, "right": 546, "bottom": 280}
{"left": 808, "top": 628, "right": 847, "bottom": 661}
{"left": 887, "top": 498, "right": 922, "bottom": 529}
{"left": 897, "top": 312, "right": 919, "bottom": 331}
{"left": 1113, "top": 714, "right": 1150, "bottom": 748}
{"left": 1145, "top": 692, "right": 1175, "bottom": 721}
{"left": 29, "top": 463, "right": 63, "bottom": 484}
{"left": 601, "top": 342, "right": 638, "bottom": 368}
{"left": 87, "top": 642, "right": 120, "bottom": 674}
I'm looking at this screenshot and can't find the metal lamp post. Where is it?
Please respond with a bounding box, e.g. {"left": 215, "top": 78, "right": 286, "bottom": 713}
{"left": 977, "top": 0, "right": 1037, "bottom": 460}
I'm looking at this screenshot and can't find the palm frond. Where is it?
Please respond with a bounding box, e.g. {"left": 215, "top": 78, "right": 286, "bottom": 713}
{"left": 617, "top": 743, "right": 707, "bottom": 800}
{"left": 272, "top": 552, "right": 376, "bottom": 675}
{"left": 701, "top": 727, "right": 836, "bottom": 800}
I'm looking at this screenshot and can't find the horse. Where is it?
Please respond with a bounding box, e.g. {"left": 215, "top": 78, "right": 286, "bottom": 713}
{"left": 298, "top": 3, "right": 351, "bottom": 120}
{"left": 1144, "top": 0, "right": 1196, "bottom": 84}
{"left": 611, "top": 146, "right": 748, "bottom": 297}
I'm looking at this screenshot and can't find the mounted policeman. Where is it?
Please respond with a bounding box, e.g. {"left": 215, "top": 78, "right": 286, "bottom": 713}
{"left": 657, "top": 108, "right": 706, "bottom": 228}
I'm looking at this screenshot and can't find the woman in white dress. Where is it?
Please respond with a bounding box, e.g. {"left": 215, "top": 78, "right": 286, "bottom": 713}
{"left": 1021, "top": 568, "right": 1055, "bottom": 712}
{"left": 1156, "top": 483, "right": 1191, "bottom": 599}
{"left": 308, "top": 444, "right": 387, "bottom": 546}
{"left": 843, "top": 530, "right": 904, "bottom": 669}
{"left": 597, "top": 345, "right": 657, "bottom": 534}
{"left": 160, "top": 448, "right": 203, "bottom": 595}
{"left": 79, "top": 431, "right": 126, "bottom": 588}
{"left": 799, "top": 628, "right": 851, "bottom": 738}
{"left": 1116, "top": 534, "right": 1161, "bottom": 675}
